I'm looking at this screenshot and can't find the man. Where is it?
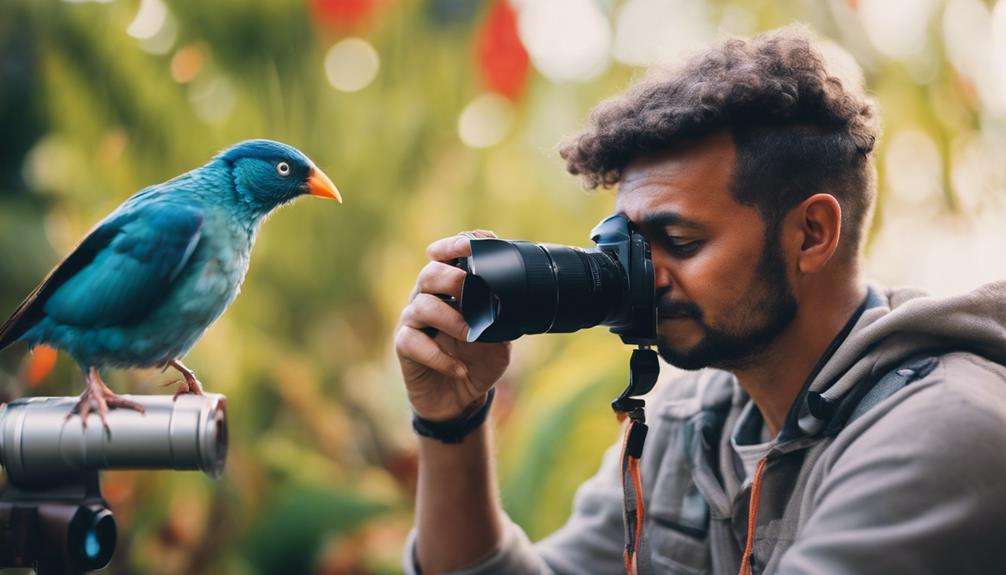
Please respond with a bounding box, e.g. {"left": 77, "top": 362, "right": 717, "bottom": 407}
{"left": 395, "top": 26, "right": 1006, "bottom": 574}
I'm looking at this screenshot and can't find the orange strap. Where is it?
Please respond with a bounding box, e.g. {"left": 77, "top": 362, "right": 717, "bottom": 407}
{"left": 620, "top": 419, "right": 649, "bottom": 575}
{"left": 738, "top": 456, "right": 769, "bottom": 575}
{"left": 613, "top": 347, "right": 659, "bottom": 575}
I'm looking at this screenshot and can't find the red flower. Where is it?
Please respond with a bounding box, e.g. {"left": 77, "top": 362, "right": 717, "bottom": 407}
{"left": 476, "top": 0, "right": 530, "bottom": 101}
{"left": 311, "top": 0, "right": 380, "bottom": 33}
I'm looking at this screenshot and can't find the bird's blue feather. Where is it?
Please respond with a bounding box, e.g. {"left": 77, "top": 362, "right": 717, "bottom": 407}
{"left": 43, "top": 202, "right": 203, "bottom": 327}
{"left": 215, "top": 139, "right": 310, "bottom": 166}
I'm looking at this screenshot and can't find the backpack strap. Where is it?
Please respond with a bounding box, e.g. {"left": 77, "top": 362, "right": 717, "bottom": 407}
{"left": 823, "top": 354, "right": 941, "bottom": 436}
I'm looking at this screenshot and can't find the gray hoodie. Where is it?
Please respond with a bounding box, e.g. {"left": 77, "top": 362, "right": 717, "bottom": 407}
{"left": 404, "top": 281, "right": 1006, "bottom": 574}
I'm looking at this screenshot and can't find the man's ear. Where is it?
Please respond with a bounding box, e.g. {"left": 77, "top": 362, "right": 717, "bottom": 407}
{"left": 789, "top": 193, "right": 842, "bottom": 274}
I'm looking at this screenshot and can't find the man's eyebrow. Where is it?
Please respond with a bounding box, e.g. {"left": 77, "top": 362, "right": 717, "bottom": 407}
{"left": 638, "top": 211, "right": 706, "bottom": 231}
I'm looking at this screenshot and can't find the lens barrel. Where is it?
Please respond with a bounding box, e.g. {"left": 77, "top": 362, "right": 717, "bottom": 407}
{"left": 458, "top": 214, "right": 655, "bottom": 344}
{"left": 0, "top": 394, "right": 228, "bottom": 486}
{"left": 460, "top": 239, "right": 638, "bottom": 343}
{"left": 543, "top": 245, "right": 625, "bottom": 332}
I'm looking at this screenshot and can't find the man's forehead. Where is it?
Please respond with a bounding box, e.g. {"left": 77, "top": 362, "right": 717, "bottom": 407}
{"left": 615, "top": 133, "right": 737, "bottom": 219}
{"left": 621, "top": 133, "right": 735, "bottom": 185}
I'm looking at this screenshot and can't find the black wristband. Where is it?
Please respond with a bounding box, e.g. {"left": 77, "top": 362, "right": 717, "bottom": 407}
{"left": 412, "top": 388, "right": 495, "bottom": 444}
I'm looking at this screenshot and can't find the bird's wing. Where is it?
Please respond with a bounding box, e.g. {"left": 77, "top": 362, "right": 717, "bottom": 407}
{"left": 0, "top": 201, "right": 204, "bottom": 349}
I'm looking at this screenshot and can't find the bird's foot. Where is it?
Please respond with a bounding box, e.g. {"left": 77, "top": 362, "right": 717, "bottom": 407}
{"left": 66, "top": 368, "right": 145, "bottom": 434}
{"left": 168, "top": 359, "right": 205, "bottom": 400}
{"left": 161, "top": 378, "right": 204, "bottom": 399}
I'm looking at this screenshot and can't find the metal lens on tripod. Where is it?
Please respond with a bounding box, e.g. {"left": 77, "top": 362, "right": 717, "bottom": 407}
{"left": 0, "top": 393, "right": 228, "bottom": 484}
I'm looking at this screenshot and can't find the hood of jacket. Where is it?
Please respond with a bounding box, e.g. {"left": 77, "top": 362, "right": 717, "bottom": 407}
{"left": 780, "top": 280, "right": 1006, "bottom": 437}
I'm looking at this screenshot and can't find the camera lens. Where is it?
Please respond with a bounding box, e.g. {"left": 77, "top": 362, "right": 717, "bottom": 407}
{"left": 542, "top": 245, "right": 624, "bottom": 332}
{"left": 457, "top": 214, "right": 655, "bottom": 344}
{"left": 459, "top": 240, "right": 627, "bottom": 342}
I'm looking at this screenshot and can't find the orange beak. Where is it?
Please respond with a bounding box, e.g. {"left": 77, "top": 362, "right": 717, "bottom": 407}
{"left": 306, "top": 166, "right": 342, "bottom": 203}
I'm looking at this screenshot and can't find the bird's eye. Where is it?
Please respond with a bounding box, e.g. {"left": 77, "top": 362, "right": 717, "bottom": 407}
{"left": 276, "top": 162, "right": 291, "bottom": 177}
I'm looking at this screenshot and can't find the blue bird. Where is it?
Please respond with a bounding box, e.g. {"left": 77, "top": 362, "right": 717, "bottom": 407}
{"left": 0, "top": 139, "right": 341, "bottom": 429}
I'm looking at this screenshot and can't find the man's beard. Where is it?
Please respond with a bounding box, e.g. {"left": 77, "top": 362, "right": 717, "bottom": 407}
{"left": 655, "top": 232, "right": 798, "bottom": 371}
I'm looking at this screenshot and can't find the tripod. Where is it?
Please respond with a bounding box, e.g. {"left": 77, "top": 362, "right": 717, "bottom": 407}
{"left": 0, "top": 469, "right": 116, "bottom": 574}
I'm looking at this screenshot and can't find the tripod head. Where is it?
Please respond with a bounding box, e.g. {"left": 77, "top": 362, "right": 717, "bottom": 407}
{"left": 0, "top": 393, "right": 228, "bottom": 573}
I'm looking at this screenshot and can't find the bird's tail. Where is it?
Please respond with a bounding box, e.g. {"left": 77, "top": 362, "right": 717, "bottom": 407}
{"left": 0, "top": 283, "right": 46, "bottom": 351}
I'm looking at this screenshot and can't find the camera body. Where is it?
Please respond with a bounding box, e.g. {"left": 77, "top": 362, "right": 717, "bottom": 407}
{"left": 589, "top": 214, "right": 657, "bottom": 345}
{"left": 458, "top": 213, "right": 656, "bottom": 345}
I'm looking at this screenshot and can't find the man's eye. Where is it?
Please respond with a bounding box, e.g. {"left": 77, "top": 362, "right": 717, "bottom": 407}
{"left": 665, "top": 237, "right": 701, "bottom": 256}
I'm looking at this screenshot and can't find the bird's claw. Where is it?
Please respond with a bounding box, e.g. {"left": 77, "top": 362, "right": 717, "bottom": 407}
{"left": 161, "top": 377, "right": 203, "bottom": 399}
{"left": 167, "top": 361, "right": 204, "bottom": 400}
{"left": 67, "top": 368, "right": 145, "bottom": 434}
{"left": 173, "top": 388, "right": 195, "bottom": 401}
{"left": 66, "top": 392, "right": 112, "bottom": 436}
{"left": 164, "top": 378, "right": 203, "bottom": 399}
{"left": 105, "top": 394, "right": 146, "bottom": 413}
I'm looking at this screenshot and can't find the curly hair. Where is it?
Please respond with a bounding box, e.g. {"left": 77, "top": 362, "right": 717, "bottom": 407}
{"left": 559, "top": 26, "right": 880, "bottom": 254}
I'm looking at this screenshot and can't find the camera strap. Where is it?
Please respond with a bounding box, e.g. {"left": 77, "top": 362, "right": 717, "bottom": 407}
{"left": 612, "top": 347, "right": 660, "bottom": 575}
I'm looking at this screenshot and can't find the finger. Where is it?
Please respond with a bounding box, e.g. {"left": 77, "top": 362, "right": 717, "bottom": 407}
{"left": 415, "top": 261, "right": 467, "bottom": 299}
{"left": 467, "top": 229, "right": 497, "bottom": 238}
{"left": 401, "top": 293, "right": 469, "bottom": 342}
{"left": 426, "top": 230, "right": 498, "bottom": 262}
{"left": 425, "top": 235, "right": 472, "bottom": 262}
{"left": 395, "top": 326, "right": 468, "bottom": 379}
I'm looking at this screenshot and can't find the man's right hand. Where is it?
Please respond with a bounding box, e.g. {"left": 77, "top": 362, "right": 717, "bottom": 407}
{"left": 396, "top": 231, "right": 511, "bottom": 422}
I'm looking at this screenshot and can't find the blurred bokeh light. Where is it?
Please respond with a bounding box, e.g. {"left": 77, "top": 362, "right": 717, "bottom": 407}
{"left": 325, "top": 37, "right": 380, "bottom": 92}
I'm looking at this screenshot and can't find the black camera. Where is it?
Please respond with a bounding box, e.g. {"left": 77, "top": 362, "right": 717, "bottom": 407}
{"left": 458, "top": 214, "right": 656, "bottom": 345}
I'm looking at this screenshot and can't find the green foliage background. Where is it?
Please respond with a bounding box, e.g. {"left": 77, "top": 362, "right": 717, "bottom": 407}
{"left": 0, "top": 0, "right": 998, "bottom": 573}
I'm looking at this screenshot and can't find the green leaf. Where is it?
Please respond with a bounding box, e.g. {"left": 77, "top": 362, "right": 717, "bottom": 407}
{"left": 241, "top": 484, "right": 390, "bottom": 574}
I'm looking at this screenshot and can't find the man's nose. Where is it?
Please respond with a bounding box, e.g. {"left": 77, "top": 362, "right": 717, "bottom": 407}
{"left": 644, "top": 239, "right": 677, "bottom": 294}
{"left": 653, "top": 260, "right": 675, "bottom": 294}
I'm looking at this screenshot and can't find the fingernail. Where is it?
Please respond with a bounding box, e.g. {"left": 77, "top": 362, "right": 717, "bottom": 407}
{"left": 455, "top": 365, "right": 468, "bottom": 379}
